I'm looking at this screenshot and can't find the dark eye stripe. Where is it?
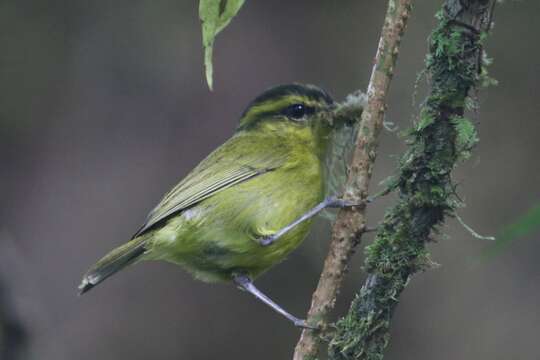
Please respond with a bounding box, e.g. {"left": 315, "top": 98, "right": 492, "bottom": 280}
{"left": 238, "top": 83, "right": 334, "bottom": 130}
{"left": 282, "top": 103, "right": 315, "bottom": 120}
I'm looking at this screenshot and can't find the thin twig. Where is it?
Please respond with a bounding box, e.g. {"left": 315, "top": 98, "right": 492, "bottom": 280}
{"left": 328, "top": 1, "right": 497, "bottom": 359}
{"left": 455, "top": 213, "right": 495, "bottom": 241}
{"left": 292, "top": 1, "right": 413, "bottom": 359}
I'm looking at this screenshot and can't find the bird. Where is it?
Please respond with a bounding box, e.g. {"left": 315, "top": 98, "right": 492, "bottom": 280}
{"left": 79, "top": 83, "right": 353, "bottom": 327}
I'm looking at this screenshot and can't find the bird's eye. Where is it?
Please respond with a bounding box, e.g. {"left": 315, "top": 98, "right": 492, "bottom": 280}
{"left": 282, "top": 104, "right": 314, "bottom": 120}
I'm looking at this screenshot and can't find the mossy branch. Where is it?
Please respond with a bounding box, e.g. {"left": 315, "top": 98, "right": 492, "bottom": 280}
{"left": 328, "top": 1, "right": 497, "bottom": 360}
{"left": 293, "top": 1, "right": 413, "bottom": 359}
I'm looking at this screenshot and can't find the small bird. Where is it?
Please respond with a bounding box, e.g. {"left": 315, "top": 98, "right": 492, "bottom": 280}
{"left": 79, "top": 84, "right": 353, "bottom": 327}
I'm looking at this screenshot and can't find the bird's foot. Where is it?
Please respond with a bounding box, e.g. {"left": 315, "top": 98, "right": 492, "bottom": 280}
{"left": 258, "top": 235, "right": 276, "bottom": 247}
{"left": 327, "top": 196, "right": 367, "bottom": 209}
{"left": 294, "top": 319, "right": 319, "bottom": 330}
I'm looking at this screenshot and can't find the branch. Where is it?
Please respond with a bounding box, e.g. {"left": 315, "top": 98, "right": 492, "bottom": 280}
{"left": 293, "top": 1, "right": 413, "bottom": 359}
{"left": 328, "top": 1, "right": 497, "bottom": 359}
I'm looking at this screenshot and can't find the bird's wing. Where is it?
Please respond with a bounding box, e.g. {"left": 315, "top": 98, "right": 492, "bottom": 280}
{"left": 132, "top": 134, "right": 288, "bottom": 238}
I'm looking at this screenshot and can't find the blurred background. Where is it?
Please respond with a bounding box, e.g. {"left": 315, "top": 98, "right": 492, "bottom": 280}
{"left": 1, "top": 1, "right": 539, "bottom": 359}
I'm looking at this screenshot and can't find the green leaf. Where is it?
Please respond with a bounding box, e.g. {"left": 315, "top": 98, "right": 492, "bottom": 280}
{"left": 451, "top": 116, "right": 478, "bottom": 159}
{"left": 199, "top": 0, "right": 245, "bottom": 90}
{"left": 479, "top": 204, "right": 540, "bottom": 262}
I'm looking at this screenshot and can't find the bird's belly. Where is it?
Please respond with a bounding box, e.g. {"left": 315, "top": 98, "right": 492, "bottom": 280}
{"left": 148, "top": 166, "right": 324, "bottom": 282}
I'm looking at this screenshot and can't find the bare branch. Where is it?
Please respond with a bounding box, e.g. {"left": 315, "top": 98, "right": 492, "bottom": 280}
{"left": 293, "top": 1, "right": 414, "bottom": 359}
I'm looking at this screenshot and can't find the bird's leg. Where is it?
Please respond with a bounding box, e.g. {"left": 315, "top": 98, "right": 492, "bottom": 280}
{"left": 232, "top": 274, "right": 316, "bottom": 329}
{"left": 258, "top": 195, "right": 366, "bottom": 246}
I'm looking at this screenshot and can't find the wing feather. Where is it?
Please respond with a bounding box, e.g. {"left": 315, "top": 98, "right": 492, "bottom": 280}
{"left": 132, "top": 133, "right": 287, "bottom": 237}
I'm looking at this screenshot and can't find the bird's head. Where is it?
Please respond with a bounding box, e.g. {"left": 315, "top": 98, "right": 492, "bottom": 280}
{"left": 237, "top": 84, "right": 336, "bottom": 136}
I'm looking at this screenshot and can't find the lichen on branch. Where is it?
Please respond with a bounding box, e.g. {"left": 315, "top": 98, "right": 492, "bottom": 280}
{"left": 328, "top": 1, "right": 497, "bottom": 360}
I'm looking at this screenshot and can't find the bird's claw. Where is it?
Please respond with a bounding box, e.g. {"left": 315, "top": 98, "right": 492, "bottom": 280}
{"left": 328, "top": 196, "right": 365, "bottom": 209}
{"left": 258, "top": 235, "right": 276, "bottom": 247}
{"left": 294, "top": 319, "right": 319, "bottom": 330}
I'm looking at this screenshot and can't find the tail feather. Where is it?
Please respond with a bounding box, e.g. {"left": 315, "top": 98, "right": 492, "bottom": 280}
{"left": 79, "top": 238, "right": 147, "bottom": 295}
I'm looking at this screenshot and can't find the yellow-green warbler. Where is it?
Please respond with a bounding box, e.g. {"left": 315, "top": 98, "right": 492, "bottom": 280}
{"left": 79, "top": 84, "right": 358, "bottom": 327}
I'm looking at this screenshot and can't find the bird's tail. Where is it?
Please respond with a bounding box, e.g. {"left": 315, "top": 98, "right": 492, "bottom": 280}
{"left": 78, "top": 237, "right": 147, "bottom": 295}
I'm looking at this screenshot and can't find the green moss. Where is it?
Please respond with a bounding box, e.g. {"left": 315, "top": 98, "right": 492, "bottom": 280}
{"left": 452, "top": 116, "right": 479, "bottom": 159}
{"left": 416, "top": 109, "right": 435, "bottom": 131}
{"left": 328, "top": 3, "right": 495, "bottom": 360}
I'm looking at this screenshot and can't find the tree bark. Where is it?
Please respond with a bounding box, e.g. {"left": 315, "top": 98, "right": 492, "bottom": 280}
{"left": 328, "top": 1, "right": 497, "bottom": 359}
{"left": 293, "top": 1, "right": 413, "bottom": 359}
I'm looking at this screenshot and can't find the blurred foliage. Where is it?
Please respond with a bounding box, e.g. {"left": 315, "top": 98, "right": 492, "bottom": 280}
{"left": 480, "top": 204, "right": 540, "bottom": 261}
{"left": 199, "top": 0, "right": 245, "bottom": 90}
{"left": 0, "top": 282, "right": 26, "bottom": 360}
{"left": 0, "top": 1, "right": 69, "bottom": 140}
